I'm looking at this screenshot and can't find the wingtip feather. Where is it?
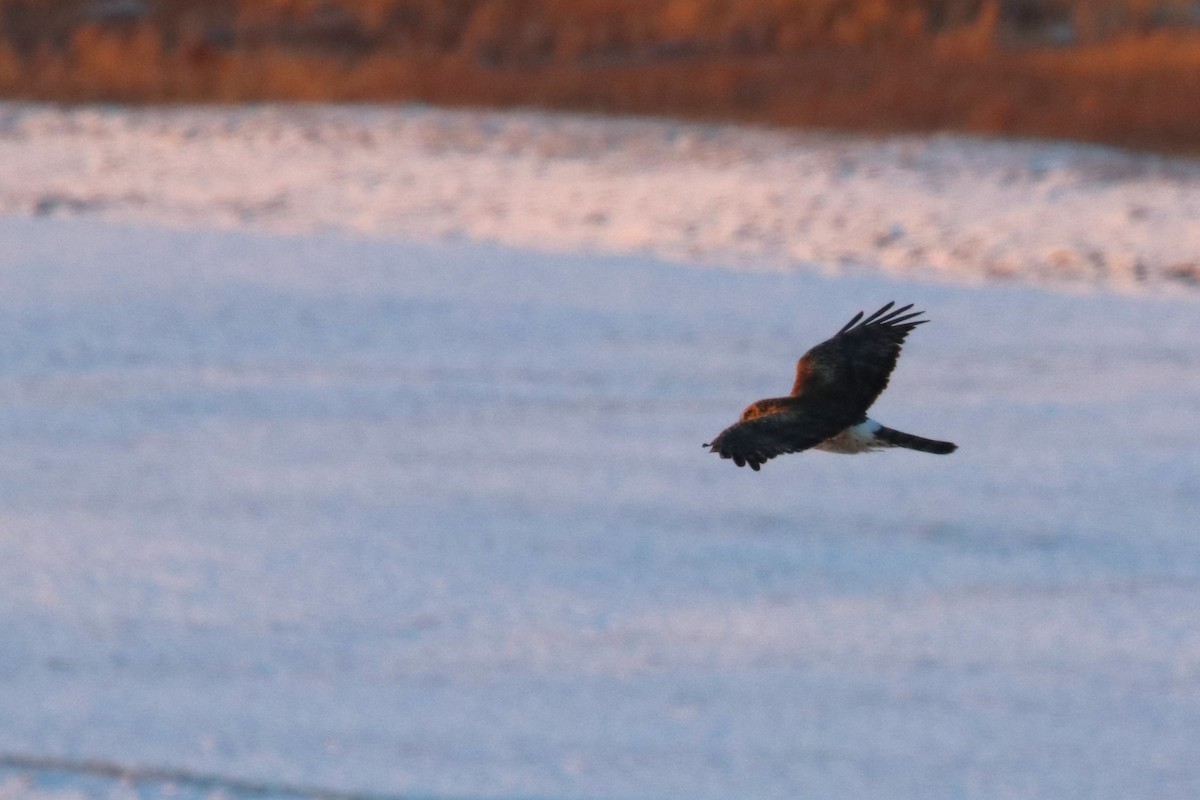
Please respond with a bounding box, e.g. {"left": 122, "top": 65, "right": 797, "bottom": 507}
{"left": 842, "top": 302, "right": 931, "bottom": 333}
{"left": 838, "top": 302, "right": 936, "bottom": 335}
{"left": 861, "top": 301, "right": 896, "bottom": 325}
{"left": 837, "top": 310, "right": 865, "bottom": 334}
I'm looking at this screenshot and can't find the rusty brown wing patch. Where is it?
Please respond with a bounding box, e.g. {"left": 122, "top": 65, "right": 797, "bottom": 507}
{"left": 705, "top": 400, "right": 853, "bottom": 471}
{"left": 790, "top": 301, "right": 928, "bottom": 413}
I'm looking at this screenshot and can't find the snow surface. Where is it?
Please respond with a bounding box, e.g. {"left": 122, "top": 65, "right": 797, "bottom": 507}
{"left": 0, "top": 104, "right": 1199, "bottom": 800}
{"left": 3, "top": 103, "right": 1200, "bottom": 291}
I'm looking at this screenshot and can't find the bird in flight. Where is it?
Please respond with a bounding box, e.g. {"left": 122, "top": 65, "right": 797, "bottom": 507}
{"left": 705, "top": 302, "right": 956, "bottom": 470}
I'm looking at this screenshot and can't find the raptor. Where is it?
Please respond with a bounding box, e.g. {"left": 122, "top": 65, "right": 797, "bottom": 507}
{"left": 705, "top": 302, "right": 956, "bottom": 470}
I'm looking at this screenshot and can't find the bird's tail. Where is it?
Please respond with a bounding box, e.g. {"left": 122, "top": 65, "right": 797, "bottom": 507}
{"left": 875, "top": 425, "right": 957, "bottom": 455}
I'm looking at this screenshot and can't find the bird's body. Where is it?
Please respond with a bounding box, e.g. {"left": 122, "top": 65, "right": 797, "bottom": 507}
{"left": 813, "top": 419, "right": 887, "bottom": 454}
{"left": 705, "top": 302, "right": 956, "bottom": 470}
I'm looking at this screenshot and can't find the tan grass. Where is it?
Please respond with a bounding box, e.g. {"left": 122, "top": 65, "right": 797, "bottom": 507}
{"left": 1, "top": 1, "right": 1199, "bottom": 152}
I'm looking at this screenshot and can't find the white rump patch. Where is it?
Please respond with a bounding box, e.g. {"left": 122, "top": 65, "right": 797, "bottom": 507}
{"left": 815, "top": 419, "right": 886, "bottom": 455}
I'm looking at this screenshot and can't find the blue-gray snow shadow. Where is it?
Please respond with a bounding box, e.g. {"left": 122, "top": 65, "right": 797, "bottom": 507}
{"left": 1, "top": 216, "right": 1199, "bottom": 800}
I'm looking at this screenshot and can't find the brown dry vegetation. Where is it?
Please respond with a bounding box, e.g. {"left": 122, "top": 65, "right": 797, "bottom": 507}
{"left": 1, "top": 0, "right": 1199, "bottom": 151}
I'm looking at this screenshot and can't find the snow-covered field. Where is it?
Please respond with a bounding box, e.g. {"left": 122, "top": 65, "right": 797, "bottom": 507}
{"left": 5, "top": 103, "right": 1200, "bottom": 291}
{"left": 0, "top": 104, "right": 1198, "bottom": 800}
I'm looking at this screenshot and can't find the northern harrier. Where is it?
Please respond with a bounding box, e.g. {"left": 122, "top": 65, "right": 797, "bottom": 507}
{"left": 705, "top": 302, "right": 956, "bottom": 470}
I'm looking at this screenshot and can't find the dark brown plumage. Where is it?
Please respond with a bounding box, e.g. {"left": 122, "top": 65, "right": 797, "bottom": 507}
{"left": 705, "top": 302, "right": 956, "bottom": 470}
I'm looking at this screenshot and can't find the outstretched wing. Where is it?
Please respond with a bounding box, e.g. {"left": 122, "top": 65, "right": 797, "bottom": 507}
{"left": 790, "top": 301, "right": 927, "bottom": 412}
{"left": 705, "top": 403, "right": 851, "bottom": 471}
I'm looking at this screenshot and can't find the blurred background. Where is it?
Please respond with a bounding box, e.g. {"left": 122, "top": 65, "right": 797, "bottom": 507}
{"left": 2, "top": 4, "right": 1200, "bottom": 800}
{"left": 2, "top": 0, "right": 1200, "bottom": 151}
